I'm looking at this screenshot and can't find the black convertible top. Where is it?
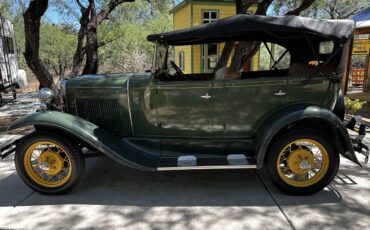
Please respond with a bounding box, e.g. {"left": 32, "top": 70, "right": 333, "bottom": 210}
{"left": 147, "top": 14, "right": 355, "bottom": 45}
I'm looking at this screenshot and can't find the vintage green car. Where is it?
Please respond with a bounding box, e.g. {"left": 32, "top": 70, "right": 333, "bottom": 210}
{"left": 5, "top": 15, "right": 361, "bottom": 195}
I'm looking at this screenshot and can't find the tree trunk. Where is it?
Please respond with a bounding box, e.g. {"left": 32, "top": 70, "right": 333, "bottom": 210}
{"left": 214, "top": 42, "right": 233, "bottom": 71}
{"left": 23, "top": 0, "right": 54, "bottom": 89}
{"left": 285, "top": 0, "right": 316, "bottom": 16}
{"left": 72, "top": 0, "right": 134, "bottom": 76}
{"left": 82, "top": 1, "right": 99, "bottom": 74}
{"left": 215, "top": 0, "right": 271, "bottom": 71}
{"left": 227, "top": 0, "right": 273, "bottom": 71}
{"left": 230, "top": 0, "right": 317, "bottom": 71}
{"left": 71, "top": 4, "right": 90, "bottom": 76}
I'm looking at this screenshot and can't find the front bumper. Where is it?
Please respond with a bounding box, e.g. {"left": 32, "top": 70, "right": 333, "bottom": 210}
{"left": 351, "top": 137, "right": 369, "bottom": 164}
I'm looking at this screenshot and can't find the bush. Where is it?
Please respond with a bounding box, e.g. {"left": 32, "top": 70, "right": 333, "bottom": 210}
{"left": 344, "top": 97, "right": 366, "bottom": 115}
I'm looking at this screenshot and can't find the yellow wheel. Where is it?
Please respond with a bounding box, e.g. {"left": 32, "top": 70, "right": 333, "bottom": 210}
{"left": 276, "top": 139, "right": 329, "bottom": 188}
{"left": 24, "top": 141, "right": 73, "bottom": 188}
{"left": 266, "top": 129, "right": 339, "bottom": 195}
{"left": 15, "top": 131, "right": 85, "bottom": 194}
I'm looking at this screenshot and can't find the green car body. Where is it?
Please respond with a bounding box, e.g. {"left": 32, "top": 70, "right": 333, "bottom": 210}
{"left": 8, "top": 71, "right": 360, "bottom": 169}
{"left": 7, "top": 15, "right": 362, "bottom": 194}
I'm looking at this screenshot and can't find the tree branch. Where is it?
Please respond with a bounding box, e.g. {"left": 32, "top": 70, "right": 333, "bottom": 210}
{"left": 96, "top": 0, "right": 135, "bottom": 25}
{"left": 255, "top": 0, "right": 273, "bottom": 15}
{"left": 342, "top": 7, "right": 365, "bottom": 19}
{"left": 98, "top": 34, "right": 124, "bottom": 48}
{"left": 285, "top": 0, "right": 316, "bottom": 16}
{"left": 236, "top": 0, "right": 257, "bottom": 14}
{"left": 76, "top": 0, "right": 85, "bottom": 10}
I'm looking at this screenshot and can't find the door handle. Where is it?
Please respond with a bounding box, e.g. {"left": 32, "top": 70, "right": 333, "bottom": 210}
{"left": 201, "top": 93, "right": 212, "bottom": 99}
{"left": 274, "top": 90, "right": 286, "bottom": 96}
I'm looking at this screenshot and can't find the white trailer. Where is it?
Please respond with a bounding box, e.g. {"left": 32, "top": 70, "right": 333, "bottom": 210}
{"left": 0, "top": 14, "right": 27, "bottom": 105}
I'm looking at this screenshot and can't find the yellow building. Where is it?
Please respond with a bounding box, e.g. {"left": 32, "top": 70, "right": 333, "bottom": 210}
{"left": 171, "top": 0, "right": 257, "bottom": 74}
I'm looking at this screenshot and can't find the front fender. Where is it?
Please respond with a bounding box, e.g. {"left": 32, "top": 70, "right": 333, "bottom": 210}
{"left": 254, "top": 105, "right": 361, "bottom": 168}
{"left": 8, "top": 111, "right": 159, "bottom": 171}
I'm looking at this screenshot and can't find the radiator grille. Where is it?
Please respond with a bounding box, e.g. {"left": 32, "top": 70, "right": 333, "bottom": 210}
{"left": 75, "top": 98, "right": 121, "bottom": 131}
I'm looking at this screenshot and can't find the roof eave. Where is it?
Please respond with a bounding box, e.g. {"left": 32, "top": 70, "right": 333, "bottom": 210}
{"left": 169, "top": 0, "right": 189, "bottom": 14}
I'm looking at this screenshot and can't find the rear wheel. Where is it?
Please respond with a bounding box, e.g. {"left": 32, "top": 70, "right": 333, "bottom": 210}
{"left": 15, "top": 131, "right": 85, "bottom": 194}
{"left": 265, "top": 129, "right": 339, "bottom": 195}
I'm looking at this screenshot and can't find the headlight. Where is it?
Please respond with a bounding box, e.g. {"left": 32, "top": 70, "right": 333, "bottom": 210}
{"left": 39, "top": 88, "right": 56, "bottom": 103}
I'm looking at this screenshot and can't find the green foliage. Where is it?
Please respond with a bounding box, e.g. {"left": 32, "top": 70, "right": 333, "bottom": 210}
{"left": 98, "top": 0, "right": 173, "bottom": 72}
{"left": 272, "top": 0, "right": 370, "bottom": 19}
{"left": 3, "top": 0, "right": 173, "bottom": 78}
{"left": 257, "top": 43, "right": 290, "bottom": 71}
{"left": 40, "top": 24, "right": 77, "bottom": 78}
{"left": 344, "top": 97, "right": 367, "bottom": 114}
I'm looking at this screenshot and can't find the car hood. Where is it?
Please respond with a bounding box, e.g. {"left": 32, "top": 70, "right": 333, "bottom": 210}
{"left": 67, "top": 72, "right": 151, "bottom": 88}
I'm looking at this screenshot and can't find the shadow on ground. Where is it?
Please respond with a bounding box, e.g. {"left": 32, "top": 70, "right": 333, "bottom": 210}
{"left": 0, "top": 156, "right": 368, "bottom": 229}
{"left": 0, "top": 157, "right": 343, "bottom": 208}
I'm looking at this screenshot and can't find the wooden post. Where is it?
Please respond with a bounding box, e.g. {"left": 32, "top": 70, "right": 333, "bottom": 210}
{"left": 343, "top": 37, "right": 354, "bottom": 95}
{"left": 364, "top": 54, "right": 370, "bottom": 92}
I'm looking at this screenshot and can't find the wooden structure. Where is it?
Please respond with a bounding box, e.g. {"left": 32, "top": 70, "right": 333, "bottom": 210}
{"left": 343, "top": 7, "right": 370, "bottom": 94}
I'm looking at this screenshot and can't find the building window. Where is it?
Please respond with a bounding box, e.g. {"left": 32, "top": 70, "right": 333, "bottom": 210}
{"left": 203, "top": 10, "right": 218, "bottom": 24}
{"left": 179, "top": 51, "right": 185, "bottom": 70}
{"left": 2, "top": 36, "right": 14, "bottom": 54}
{"left": 202, "top": 43, "right": 218, "bottom": 72}
{"left": 202, "top": 11, "right": 218, "bottom": 72}
{"left": 207, "top": 43, "right": 218, "bottom": 69}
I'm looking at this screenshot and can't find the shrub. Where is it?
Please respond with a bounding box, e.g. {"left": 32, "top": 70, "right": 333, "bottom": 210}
{"left": 344, "top": 97, "right": 366, "bottom": 115}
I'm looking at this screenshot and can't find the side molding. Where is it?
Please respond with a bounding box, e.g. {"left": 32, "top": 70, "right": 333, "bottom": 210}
{"left": 254, "top": 105, "right": 361, "bottom": 168}
{"left": 8, "top": 111, "right": 159, "bottom": 171}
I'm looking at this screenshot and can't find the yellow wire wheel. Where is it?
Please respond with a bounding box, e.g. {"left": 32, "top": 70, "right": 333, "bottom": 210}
{"left": 276, "top": 139, "right": 330, "bottom": 188}
{"left": 23, "top": 141, "right": 73, "bottom": 188}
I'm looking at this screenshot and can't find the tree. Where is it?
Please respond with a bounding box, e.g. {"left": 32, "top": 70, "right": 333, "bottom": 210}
{"left": 23, "top": 0, "right": 55, "bottom": 89}
{"left": 216, "top": 0, "right": 318, "bottom": 72}
{"left": 69, "top": 0, "right": 137, "bottom": 75}
{"left": 40, "top": 24, "right": 77, "bottom": 79}
{"left": 98, "top": 0, "right": 173, "bottom": 72}
{"left": 53, "top": 0, "right": 173, "bottom": 76}
{"left": 273, "top": 0, "right": 369, "bottom": 19}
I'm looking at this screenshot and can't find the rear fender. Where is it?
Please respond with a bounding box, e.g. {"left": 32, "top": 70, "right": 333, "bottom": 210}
{"left": 254, "top": 105, "right": 361, "bottom": 168}
{"left": 8, "top": 111, "right": 159, "bottom": 171}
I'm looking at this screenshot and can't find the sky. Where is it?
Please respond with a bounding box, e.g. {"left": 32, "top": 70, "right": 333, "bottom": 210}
{"left": 43, "top": 0, "right": 274, "bottom": 25}
{"left": 45, "top": 10, "right": 63, "bottom": 24}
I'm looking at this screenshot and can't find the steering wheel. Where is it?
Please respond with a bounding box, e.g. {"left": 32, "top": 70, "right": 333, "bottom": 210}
{"left": 170, "top": 61, "right": 187, "bottom": 80}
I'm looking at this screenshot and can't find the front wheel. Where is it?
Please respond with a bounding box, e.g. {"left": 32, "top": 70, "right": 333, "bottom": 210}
{"left": 15, "top": 131, "right": 85, "bottom": 194}
{"left": 265, "top": 129, "right": 339, "bottom": 195}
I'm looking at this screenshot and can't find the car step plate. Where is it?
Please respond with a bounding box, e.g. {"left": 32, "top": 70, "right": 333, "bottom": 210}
{"left": 158, "top": 154, "right": 256, "bottom": 171}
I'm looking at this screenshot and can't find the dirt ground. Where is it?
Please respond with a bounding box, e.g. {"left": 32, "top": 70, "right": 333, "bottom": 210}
{"left": 0, "top": 92, "right": 37, "bottom": 134}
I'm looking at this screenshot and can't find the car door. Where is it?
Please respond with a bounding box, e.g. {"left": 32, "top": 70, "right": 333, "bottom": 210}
{"left": 155, "top": 79, "right": 216, "bottom": 156}
{"left": 217, "top": 77, "right": 289, "bottom": 138}
{"left": 156, "top": 79, "right": 213, "bottom": 138}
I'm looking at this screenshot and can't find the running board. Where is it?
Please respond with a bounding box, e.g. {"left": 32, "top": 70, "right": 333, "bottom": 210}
{"left": 158, "top": 154, "right": 257, "bottom": 171}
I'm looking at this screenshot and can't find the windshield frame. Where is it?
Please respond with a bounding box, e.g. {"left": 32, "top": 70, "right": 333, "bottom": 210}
{"left": 152, "top": 44, "right": 169, "bottom": 74}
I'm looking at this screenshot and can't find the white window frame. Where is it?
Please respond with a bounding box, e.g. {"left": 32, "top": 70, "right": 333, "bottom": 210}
{"left": 179, "top": 51, "right": 185, "bottom": 71}
{"left": 202, "top": 10, "right": 218, "bottom": 24}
